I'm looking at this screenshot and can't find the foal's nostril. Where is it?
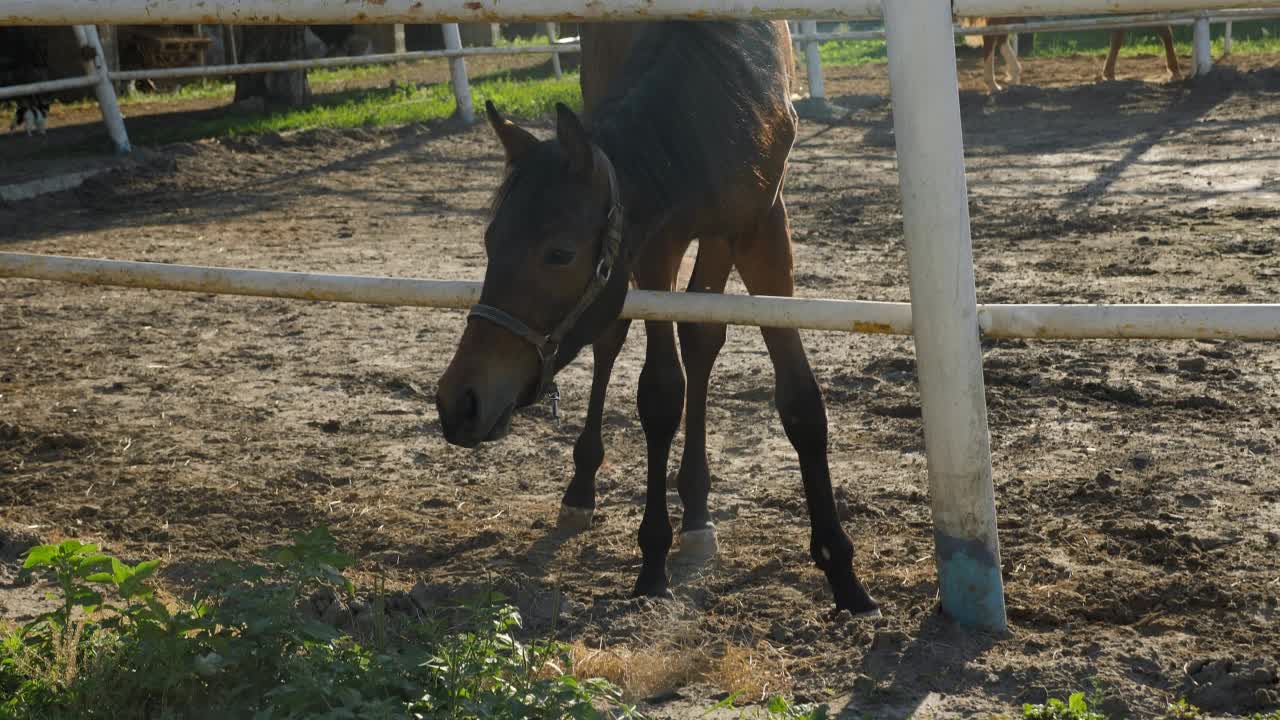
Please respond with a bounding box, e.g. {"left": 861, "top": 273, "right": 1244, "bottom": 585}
{"left": 461, "top": 388, "right": 479, "bottom": 425}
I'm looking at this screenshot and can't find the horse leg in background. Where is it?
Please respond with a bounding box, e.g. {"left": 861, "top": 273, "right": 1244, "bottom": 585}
{"left": 632, "top": 244, "right": 687, "bottom": 598}
{"left": 1000, "top": 33, "right": 1023, "bottom": 85}
{"left": 1157, "top": 25, "right": 1183, "bottom": 80}
{"left": 982, "top": 34, "right": 1004, "bottom": 92}
{"left": 1101, "top": 30, "right": 1125, "bottom": 81}
{"left": 674, "top": 238, "right": 733, "bottom": 561}
{"left": 732, "top": 200, "right": 880, "bottom": 617}
{"left": 559, "top": 319, "right": 632, "bottom": 532}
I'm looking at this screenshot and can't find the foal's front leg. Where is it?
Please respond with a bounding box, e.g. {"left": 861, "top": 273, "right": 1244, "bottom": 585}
{"left": 559, "top": 319, "right": 632, "bottom": 531}
{"left": 633, "top": 318, "right": 685, "bottom": 598}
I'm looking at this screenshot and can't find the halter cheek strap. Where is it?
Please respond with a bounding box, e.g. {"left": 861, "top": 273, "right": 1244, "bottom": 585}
{"left": 467, "top": 147, "right": 625, "bottom": 409}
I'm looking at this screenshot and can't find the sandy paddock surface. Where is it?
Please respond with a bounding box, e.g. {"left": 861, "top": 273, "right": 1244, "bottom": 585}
{"left": 2, "top": 52, "right": 1280, "bottom": 718}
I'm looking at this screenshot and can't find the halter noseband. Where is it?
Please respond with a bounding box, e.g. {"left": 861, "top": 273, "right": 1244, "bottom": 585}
{"left": 467, "top": 147, "right": 625, "bottom": 409}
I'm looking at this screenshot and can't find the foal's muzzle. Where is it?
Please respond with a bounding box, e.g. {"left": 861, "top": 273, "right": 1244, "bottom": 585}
{"left": 437, "top": 384, "right": 516, "bottom": 448}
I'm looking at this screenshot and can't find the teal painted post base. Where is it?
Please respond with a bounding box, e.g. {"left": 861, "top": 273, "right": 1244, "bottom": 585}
{"left": 934, "top": 530, "right": 1007, "bottom": 632}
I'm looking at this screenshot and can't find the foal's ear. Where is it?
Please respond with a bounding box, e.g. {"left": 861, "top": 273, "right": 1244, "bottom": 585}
{"left": 486, "top": 100, "right": 538, "bottom": 165}
{"left": 555, "top": 102, "right": 593, "bottom": 177}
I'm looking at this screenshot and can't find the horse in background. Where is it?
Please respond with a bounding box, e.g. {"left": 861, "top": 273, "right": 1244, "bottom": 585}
{"left": 1101, "top": 26, "right": 1182, "bottom": 81}
{"left": 962, "top": 18, "right": 1182, "bottom": 92}
{"left": 961, "top": 17, "right": 1025, "bottom": 93}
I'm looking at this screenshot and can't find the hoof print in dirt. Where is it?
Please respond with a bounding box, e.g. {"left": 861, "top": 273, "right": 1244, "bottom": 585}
{"left": 556, "top": 503, "right": 594, "bottom": 533}
{"left": 1183, "top": 657, "right": 1279, "bottom": 712}
{"left": 304, "top": 586, "right": 352, "bottom": 627}
{"left": 0, "top": 525, "right": 44, "bottom": 583}
{"left": 0, "top": 525, "right": 42, "bottom": 564}
{"left": 868, "top": 628, "right": 909, "bottom": 654}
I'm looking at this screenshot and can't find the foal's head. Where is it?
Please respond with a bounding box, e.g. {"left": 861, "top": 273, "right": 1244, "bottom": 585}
{"left": 436, "top": 102, "right": 629, "bottom": 448}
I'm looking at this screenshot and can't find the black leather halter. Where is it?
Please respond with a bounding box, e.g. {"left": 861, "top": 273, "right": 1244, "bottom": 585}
{"left": 467, "top": 147, "right": 625, "bottom": 409}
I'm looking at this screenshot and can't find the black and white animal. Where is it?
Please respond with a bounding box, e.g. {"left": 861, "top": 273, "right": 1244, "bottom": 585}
{"left": 9, "top": 99, "right": 49, "bottom": 136}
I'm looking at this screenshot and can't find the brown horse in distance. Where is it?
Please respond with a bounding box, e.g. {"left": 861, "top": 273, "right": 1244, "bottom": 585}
{"left": 435, "top": 21, "right": 880, "bottom": 617}
{"left": 1101, "top": 27, "right": 1182, "bottom": 81}
{"left": 967, "top": 19, "right": 1182, "bottom": 92}
{"left": 961, "top": 17, "right": 1024, "bottom": 92}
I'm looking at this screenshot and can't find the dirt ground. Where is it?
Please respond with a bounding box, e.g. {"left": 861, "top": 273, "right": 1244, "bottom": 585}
{"left": 2, "top": 52, "right": 1280, "bottom": 718}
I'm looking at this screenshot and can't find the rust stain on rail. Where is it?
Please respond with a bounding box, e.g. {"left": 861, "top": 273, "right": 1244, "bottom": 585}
{"left": 852, "top": 320, "right": 901, "bottom": 335}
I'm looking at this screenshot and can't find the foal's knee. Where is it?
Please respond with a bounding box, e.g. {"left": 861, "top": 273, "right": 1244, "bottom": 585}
{"left": 811, "top": 525, "right": 854, "bottom": 572}
{"left": 776, "top": 372, "right": 827, "bottom": 450}
{"left": 638, "top": 351, "right": 685, "bottom": 441}
{"left": 572, "top": 428, "right": 605, "bottom": 482}
{"left": 677, "top": 321, "right": 726, "bottom": 377}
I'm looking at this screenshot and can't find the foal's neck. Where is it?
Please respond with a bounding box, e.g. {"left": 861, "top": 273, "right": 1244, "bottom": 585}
{"left": 590, "top": 110, "right": 687, "bottom": 246}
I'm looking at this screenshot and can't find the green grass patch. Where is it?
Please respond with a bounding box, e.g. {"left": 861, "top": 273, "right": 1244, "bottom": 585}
{"left": 60, "top": 66, "right": 406, "bottom": 111}
{"left": 133, "top": 71, "right": 582, "bottom": 145}
{"left": 1023, "top": 20, "right": 1280, "bottom": 58}
{"left": 1021, "top": 692, "right": 1107, "bottom": 720}
{"left": 57, "top": 59, "right": 536, "bottom": 113}
{"left": 1, "top": 529, "right": 825, "bottom": 720}
{"left": 815, "top": 18, "right": 1280, "bottom": 67}
{"left": 817, "top": 39, "right": 888, "bottom": 67}
{"left": 494, "top": 33, "right": 556, "bottom": 47}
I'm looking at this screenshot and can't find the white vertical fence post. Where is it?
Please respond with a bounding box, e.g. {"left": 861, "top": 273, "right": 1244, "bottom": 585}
{"left": 1192, "top": 13, "right": 1212, "bottom": 75}
{"left": 72, "top": 24, "right": 130, "bottom": 155}
{"left": 442, "top": 23, "right": 474, "bottom": 123}
{"left": 801, "top": 19, "right": 824, "bottom": 98}
{"left": 546, "top": 22, "right": 562, "bottom": 78}
{"left": 883, "top": 0, "right": 1007, "bottom": 631}
{"left": 1223, "top": 20, "right": 1233, "bottom": 54}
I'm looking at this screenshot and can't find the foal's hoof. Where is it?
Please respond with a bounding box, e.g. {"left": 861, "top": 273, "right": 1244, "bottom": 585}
{"left": 632, "top": 587, "right": 675, "bottom": 602}
{"left": 828, "top": 603, "right": 882, "bottom": 622}
{"left": 832, "top": 580, "right": 881, "bottom": 620}
{"left": 675, "top": 525, "right": 718, "bottom": 563}
{"left": 556, "top": 503, "right": 594, "bottom": 533}
{"left": 631, "top": 572, "right": 674, "bottom": 601}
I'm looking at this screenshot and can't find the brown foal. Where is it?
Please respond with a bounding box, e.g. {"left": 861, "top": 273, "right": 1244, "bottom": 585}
{"left": 436, "top": 21, "right": 880, "bottom": 617}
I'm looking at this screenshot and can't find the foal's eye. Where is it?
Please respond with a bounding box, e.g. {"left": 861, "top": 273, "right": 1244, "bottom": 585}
{"left": 544, "top": 248, "right": 576, "bottom": 266}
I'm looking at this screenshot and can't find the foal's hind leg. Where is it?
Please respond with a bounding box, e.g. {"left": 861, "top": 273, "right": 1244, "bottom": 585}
{"left": 675, "top": 238, "right": 733, "bottom": 560}
{"left": 732, "top": 201, "right": 879, "bottom": 617}
{"left": 559, "top": 320, "right": 632, "bottom": 531}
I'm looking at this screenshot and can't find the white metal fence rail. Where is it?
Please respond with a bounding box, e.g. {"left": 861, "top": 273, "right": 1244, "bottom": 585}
{"left": 5, "top": 0, "right": 1280, "bottom": 633}
{"left": 10, "top": 0, "right": 1280, "bottom": 24}
{"left": 6, "top": 253, "right": 1279, "bottom": 340}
